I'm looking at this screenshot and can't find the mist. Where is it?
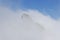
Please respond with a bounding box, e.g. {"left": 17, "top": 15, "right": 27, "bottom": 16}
{"left": 0, "top": 7, "right": 60, "bottom": 40}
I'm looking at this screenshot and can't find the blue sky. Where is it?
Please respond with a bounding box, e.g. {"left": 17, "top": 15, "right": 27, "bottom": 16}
{"left": 0, "top": 0, "right": 60, "bottom": 19}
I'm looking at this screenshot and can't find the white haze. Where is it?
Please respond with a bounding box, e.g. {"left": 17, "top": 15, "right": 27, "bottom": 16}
{"left": 0, "top": 7, "right": 60, "bottom": 40}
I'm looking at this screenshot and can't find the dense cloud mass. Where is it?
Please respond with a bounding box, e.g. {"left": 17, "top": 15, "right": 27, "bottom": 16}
{"left": 0, "top": 7, "right": 60, "bottom": 40}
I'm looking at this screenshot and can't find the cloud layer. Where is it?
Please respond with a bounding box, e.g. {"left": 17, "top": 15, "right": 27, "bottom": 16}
{"left": 0, "top": 6, "right": 60, "bottom": 40}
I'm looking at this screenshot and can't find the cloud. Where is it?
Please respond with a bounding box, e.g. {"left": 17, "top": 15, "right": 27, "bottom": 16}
{"left": 0, "top": 0, "right": 22, "bottom": 10}
{"left": 0, "top": 6, "right": 60, "bottom": 40}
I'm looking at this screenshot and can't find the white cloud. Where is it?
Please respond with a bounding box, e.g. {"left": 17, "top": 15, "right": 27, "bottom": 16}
{"left": 0, "top": 6, "right": 60, "bottom": 40}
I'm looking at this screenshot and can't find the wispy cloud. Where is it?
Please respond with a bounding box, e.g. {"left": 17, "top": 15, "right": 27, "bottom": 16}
{"left": 0, "top": 0, "right": 22, "bottom": 10}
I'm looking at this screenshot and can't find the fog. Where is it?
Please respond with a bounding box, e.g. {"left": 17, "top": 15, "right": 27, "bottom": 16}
{"left": 0, "top": 7, "right": 60, "bottom": 40}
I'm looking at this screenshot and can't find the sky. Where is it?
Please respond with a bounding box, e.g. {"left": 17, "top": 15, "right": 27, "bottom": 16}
{"left": 0, "top": 0, "right": 60, "bottom": 19}
{"left": 0, "top": 0, "right": 60, "bottom": 40}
